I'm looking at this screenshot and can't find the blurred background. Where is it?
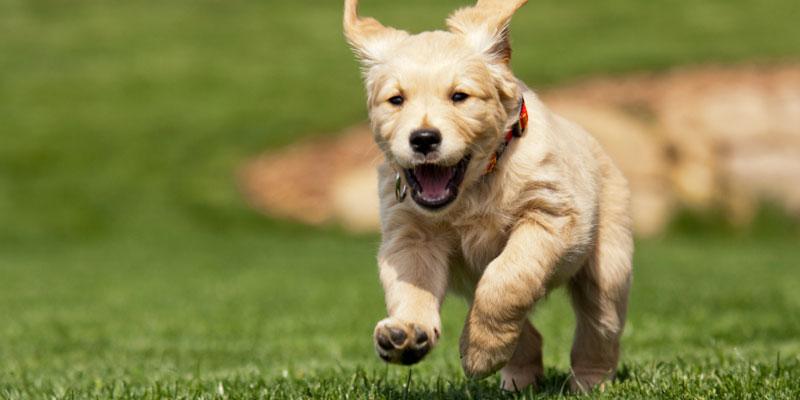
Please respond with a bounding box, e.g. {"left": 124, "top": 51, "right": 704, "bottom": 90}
{"left": 1, "top": 0, "right": 798, "bottom": 397}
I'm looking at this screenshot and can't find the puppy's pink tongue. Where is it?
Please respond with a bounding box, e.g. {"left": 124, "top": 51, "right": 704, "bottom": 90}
{"left": 414, "top": 164, "right": 454, "bottom": 199}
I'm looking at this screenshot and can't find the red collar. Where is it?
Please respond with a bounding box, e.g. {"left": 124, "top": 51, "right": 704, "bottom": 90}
{"left": 484, "top": 99, "right": 528, "bottom": 174}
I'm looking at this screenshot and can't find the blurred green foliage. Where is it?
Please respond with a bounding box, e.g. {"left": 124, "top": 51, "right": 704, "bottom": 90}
{"left": 1, "top": 0, "right": 800, "bottom": 242}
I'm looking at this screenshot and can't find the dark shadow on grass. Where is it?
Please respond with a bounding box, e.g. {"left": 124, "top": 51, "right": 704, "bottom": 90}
{"left": 375, "top": 378, "right": 516, "bottom": 400}
{"left": 378, "top": 365, "right": 638, "bottom": 399}
{"left": 365, "top": 366, "right": 634, "bottom": 399}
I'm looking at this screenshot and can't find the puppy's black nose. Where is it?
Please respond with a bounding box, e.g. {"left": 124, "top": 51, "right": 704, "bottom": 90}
{"left": 409, "top": 129, "right": 441, "bottom": 155}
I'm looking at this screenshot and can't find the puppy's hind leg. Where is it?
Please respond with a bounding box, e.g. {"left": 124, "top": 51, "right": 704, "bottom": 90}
{"left": 500, "top": 319, "right": 544, "bottom": 391}
{"left": 568, "top": 215, "right": 633, "bottom": 393}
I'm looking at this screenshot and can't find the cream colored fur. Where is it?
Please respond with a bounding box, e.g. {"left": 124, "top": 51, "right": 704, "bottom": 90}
{"left": 344, "top": 0, "right": 633, "bottom": 392}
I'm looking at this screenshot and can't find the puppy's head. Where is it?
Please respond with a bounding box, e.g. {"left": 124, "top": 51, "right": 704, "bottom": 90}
{"left": 344, "top": 0, "right": 527, "bottom": 212}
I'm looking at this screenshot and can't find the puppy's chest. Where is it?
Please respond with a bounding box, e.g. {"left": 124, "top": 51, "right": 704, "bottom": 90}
{"left": 450, "top": 211, "right": 511, "bottom": 271}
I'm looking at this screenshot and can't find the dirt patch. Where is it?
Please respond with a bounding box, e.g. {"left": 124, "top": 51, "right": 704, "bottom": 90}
{"left": 240, "top": 64, "right": 800, "bottom": 235}
{"left": 239, "top": 126, "right": 381, "bottom": 229}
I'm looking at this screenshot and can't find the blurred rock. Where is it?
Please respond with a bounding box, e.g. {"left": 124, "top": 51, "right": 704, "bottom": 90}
{"left": 543, "top": 100, "right": 674, "bottom": 237}
{"left": 331, "top": 167, "right": 381, "bottom": 232}
{"left": 240, "top": 64, "right": 800, "bottom": 236}
{"left": 239, "top": 126, "right": 379, "bottom": 226}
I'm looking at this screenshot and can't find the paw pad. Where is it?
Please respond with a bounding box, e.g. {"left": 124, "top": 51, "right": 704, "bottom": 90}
{"left": 374, "top": 319, "right": 434, "bottom": 366}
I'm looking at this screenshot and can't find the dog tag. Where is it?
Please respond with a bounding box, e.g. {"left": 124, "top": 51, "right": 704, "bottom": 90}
{"left": 395, "top": 172, "right": 407, "bottom": 202}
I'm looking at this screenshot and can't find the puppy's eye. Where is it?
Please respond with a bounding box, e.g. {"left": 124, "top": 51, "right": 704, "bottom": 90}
{"left": 451, "top": 92, "right": 469, "bottom": 103}
{"left": 388, "top": 95, "right": 404, "bottom": 106}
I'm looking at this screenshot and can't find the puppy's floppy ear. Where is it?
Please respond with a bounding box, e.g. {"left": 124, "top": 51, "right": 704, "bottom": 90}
{"left": 446, "top": 0, "right": 528, "bottom": 64}
{"left": 343, "top": 0, "right": 408, "bottom": 67}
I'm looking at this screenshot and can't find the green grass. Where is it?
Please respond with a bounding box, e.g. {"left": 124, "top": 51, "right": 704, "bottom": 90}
{"left": 1, "top": 0, "right": 800, "bottom": 398}
{"left": 2, "top": 230, "right": 799, "bottom": 398}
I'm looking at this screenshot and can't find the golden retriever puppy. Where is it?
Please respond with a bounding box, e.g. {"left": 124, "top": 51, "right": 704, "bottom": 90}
{"left": 343, "top": 0, "right": 633, "bottom": 392}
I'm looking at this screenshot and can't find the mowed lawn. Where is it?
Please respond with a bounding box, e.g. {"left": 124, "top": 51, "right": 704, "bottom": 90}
{"left": 1, "top": 0, "right": 800, "bottom": 398}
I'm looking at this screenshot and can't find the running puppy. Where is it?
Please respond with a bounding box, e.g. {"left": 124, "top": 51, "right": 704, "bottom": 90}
{"left": 343, "top": 0, "right": 633, "bottom": 392}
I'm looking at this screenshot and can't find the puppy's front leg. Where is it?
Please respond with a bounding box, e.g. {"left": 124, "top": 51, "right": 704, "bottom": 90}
{"left": 374, "top": 225, "right": 450, "bottom": 365}
{"left": 460, "top": 221, "right": 565, "bottom": 378}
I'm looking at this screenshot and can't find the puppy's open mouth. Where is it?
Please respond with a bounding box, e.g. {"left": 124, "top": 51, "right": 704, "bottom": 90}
{"left": 403, "top": 156, "right": 470, "bottom": 210}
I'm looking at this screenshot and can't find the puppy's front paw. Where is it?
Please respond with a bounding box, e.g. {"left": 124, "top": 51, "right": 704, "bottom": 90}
{"left": 373, "top": 318, "right": 437, "bottom": 365}
{"left": 569, "top": 368, "right": 612, "bottom": 393}
{"left": 459, "top": 320, "right": 519, "bottom": 379}
{"left": 460, "top": 341, "right": 509, "bottom": 379}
